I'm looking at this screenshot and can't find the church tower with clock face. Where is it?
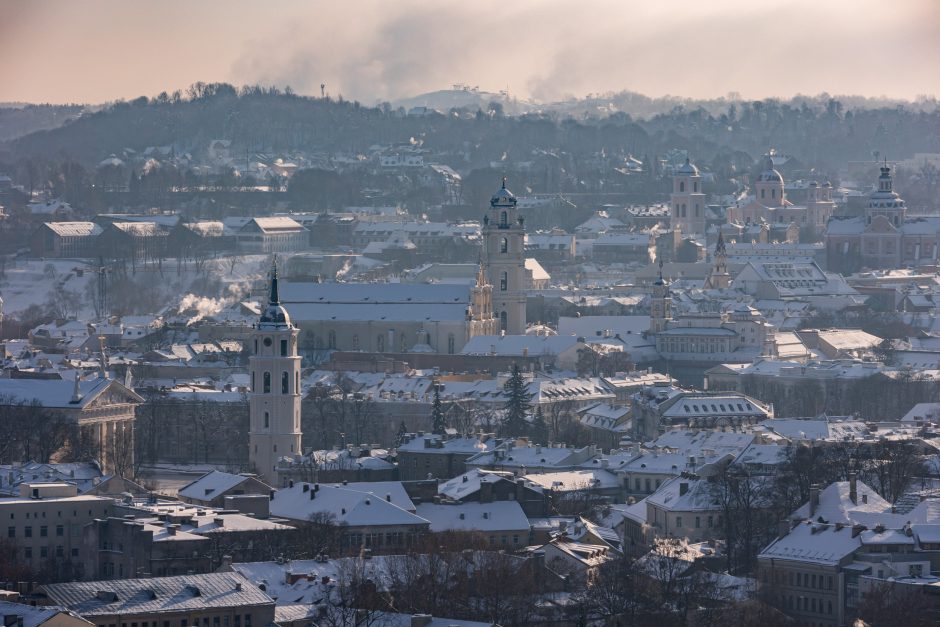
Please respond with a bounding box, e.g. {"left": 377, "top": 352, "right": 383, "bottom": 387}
{"left": 482, "top": 179, "right": 527, "bottom": 335}
{"left": 248, "top": 260, "right": 302, "bottom": 485}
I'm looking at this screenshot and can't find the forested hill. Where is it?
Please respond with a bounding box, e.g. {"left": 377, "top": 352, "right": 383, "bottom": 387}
{"left": 5, "top": 83, "right": 940, "bottom": 173}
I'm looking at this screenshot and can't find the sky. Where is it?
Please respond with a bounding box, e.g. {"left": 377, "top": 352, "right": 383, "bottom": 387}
{"left": 1, "top": 0, "right": 938, "bottom": 105}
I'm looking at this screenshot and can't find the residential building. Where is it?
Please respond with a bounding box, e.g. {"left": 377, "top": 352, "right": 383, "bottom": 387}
{"left": 177, "top": 471, "right": 274, "bottom": 509}
{"left": 31, "top": 222, "right": 102, "bottom": 258}
{"left": 40, "top": 572, "right": 275, "bottom": 627}
{"left": 1, "top": 483, "right": 113, "bottom": 580}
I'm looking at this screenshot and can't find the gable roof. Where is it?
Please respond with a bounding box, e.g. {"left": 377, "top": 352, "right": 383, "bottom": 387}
{"left": 178, "top": 471, "right": 253, "bottom": 501}
{"left": 41, "top": 573, "right": 272, "bottom": 616}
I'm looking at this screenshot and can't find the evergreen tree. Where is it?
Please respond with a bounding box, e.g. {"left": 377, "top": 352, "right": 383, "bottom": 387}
{"left": 502, "top": 364, "right": 534, "bottom": 437}
{"left": 395, "top": 420, "right": 408, "bottom": 447}
{"left": 430, "top": 385, "right": 446, "bottom": 434}
{"left": 531, "top": 405, "right": 549, "bottom": 444}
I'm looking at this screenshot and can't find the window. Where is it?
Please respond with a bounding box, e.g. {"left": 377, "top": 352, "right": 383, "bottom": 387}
{"left": 263, "top": 372, "right": 271, "bottom": 394}
{"left": 281, "top": 371, "right": 289, "bottom": 394}
{"left": 676, "top": 517, "right": 682, "bottom": 528}
{"left": 25, "top": 547, "right": 32, "bottom": 559}
{"left": 280, "top": 339, "right": 287, "bottom": 356}
{"left": 263, "top": 412, "right": 269, "bottom": 429}
{"left": 40, "top": 546, "right": 48, "bottom": 558}
{"left": 679, "top": 181, "right": 685, "bottom": 192}
{"left": 377, "top": 335, "right": 385, "bottom": 352}
{"left": 693, "top": 182, "right": 698, "bottom": 192}
{"left": 500, "top": 272, "right": 508, "bottom": 291}
{"left": 56, "top": 525, "right": 63, "bottom": 536}
{"left": 251, "top": 372, "right": 255, "bottom": 392}
{"left": 56, "top": 545, "right": 63, "bottom": 557}
{"left": 500, "top": 237, "right": 508, "bottom": 253}
{"left": 499, "top": 311, "right": 507, "bottom": 332}
{"left": 25, "top": 526, "right": 32, "bottom": 538}
{"left": 352, "top": 335, "right": 360, "bottom": 350}
{"left": 695, "top": 516, "right": 701, "bottom": 528}
{"left": 500, "top": 211, "right": 508, "bottom": 226}
{"left": 447, "top": 334, "right": 455, "bottom": 355}
{"left": 328, "top": 330, "right": 336, "bottom": 349}
{"left": 40, "top": 525, "right": 47, "bottom": 537}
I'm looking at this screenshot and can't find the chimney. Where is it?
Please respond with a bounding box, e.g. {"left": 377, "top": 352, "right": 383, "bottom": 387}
{"left": 809, "top": 485, "right": 820, "bottom": 516}
{"left": 213, "top": 517, "right": 224, "bottom": 527}
{"left": 849, "top": 473, "right": 857, "bottom": 505}
{"left": 385, "top": 493, "right": 391, "bottom": 502}
{"left": 480, "top": 481, "right": 494, "bottom": 503}
{"left": 166, "top": 524, "right": 178, "bottom": 536}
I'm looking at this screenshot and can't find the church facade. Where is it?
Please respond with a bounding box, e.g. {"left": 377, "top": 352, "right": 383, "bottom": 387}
{"left": 826, "top": 163, "right": 940, "bottom": 272}
{"left": 726, "top": 154, "right": 835, "bottom": 233}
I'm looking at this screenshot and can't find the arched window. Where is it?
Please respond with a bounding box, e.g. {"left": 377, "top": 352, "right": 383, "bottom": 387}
{"left": 500, "top": 237, "right": 508, "bottom": 253}
{"left": 254, "top": 339, "right": 258, "bottom": 354}
{"left": 761, "top": 189, "right": 766, "bottom": 199}
{"left": 500, "top": 211, "right": 508, "bottom": 226}
{"left": 263, "top": 372, "right": 271, "bottom": 394}
{"left": 328, "top": 330, "right": 336, "bottom": 349}
{"left": 771, "top": 188, "right": 776, "bottom": 199}
{"left": 681, "top": 204, "right": 687, "bottom": 217}
{"left": 447, "top": 334, "right": 455, "bottom": 355}
{"left": 693, "top": 182, "right": 698, "bottom": 192}
{"left": 694, "top": 204, "right": 700, "bottom": 217}
{"left": 500, "top": 272, "right": 508, "bottom": 291}
{"left": 500, "top": 311, "right": 508, "bottom": 331}
{"left": 679, "top": 181, "right": 685, "bottom": 192}
{"left": 280, "top": 339, "right": 287, "bottom": 356}
{"left": 282, "top": 371, "right": 289, "bottom": 394}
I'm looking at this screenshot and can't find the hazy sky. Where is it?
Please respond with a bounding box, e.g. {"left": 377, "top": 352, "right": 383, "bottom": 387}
{"left": 2, "top": 0, "right": 938, "bottom": 104}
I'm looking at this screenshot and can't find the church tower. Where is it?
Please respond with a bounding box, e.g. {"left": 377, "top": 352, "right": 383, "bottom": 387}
{"left": 249, "top": 260, "right": 302, "bottom": 486}
{"left": 670, "top": 158, "right": 706, "bottom": 235}
{"left": 755, "top": 153, "right": 786, "bottom": 208}
{"left": 866, "top": 161, "right": 906, "bottom": 227}
{"left": 704, "top": 231, "right": 732, "bottom": 289}
{"left": 483, "top": 179, "right": 526, "bottom": 334}
{"left": 649, "top": 258, "right": 672, "bottom": 334}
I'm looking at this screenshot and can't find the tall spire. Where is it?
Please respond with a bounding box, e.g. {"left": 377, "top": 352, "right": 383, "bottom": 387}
{"left": 716, "top": 230, "right": 726, "bottom": 255}
{"left": 269, "top": 257, "right": 280, "bottom": 305}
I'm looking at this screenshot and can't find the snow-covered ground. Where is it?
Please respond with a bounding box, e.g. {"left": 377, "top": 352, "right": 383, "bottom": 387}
{"left": 0, "top": 255, "right": 271, "bottom": 320}
{"left": 0, "top": 259, "right": 97, "bottom": 317}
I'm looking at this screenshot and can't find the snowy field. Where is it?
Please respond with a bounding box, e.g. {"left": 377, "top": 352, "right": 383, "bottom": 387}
{"left": 0, "top": 255, "right": 271, "bottom": 319}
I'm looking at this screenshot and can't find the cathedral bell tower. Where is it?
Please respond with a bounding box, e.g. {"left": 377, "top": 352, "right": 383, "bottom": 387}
{"left": 483, "top": 178, "right": 526, "bottom": 334}
{"left": 249, "top": 259, "right": 302, "bottom": 486}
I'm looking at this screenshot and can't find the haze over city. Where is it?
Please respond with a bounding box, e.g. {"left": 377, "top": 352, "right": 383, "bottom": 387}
{"left": 2, "top": 2, "right": 940, "bottom": 626}
{"left": 2, "top": 0, "right": 940, "bottom": 104}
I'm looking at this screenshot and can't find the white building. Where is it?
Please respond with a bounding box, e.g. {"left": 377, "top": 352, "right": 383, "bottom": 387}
{"left": 248, "top": 261, "right": 303, "bottom": 485}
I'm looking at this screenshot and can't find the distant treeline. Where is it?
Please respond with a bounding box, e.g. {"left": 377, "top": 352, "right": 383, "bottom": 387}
{"left": 2, "top": 82, "right": 938, "bottom": 178}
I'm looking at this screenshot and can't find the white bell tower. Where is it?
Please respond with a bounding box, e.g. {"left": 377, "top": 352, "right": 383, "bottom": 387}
{"left": 249, "top": 259, "right": 302, "bottom": 485}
